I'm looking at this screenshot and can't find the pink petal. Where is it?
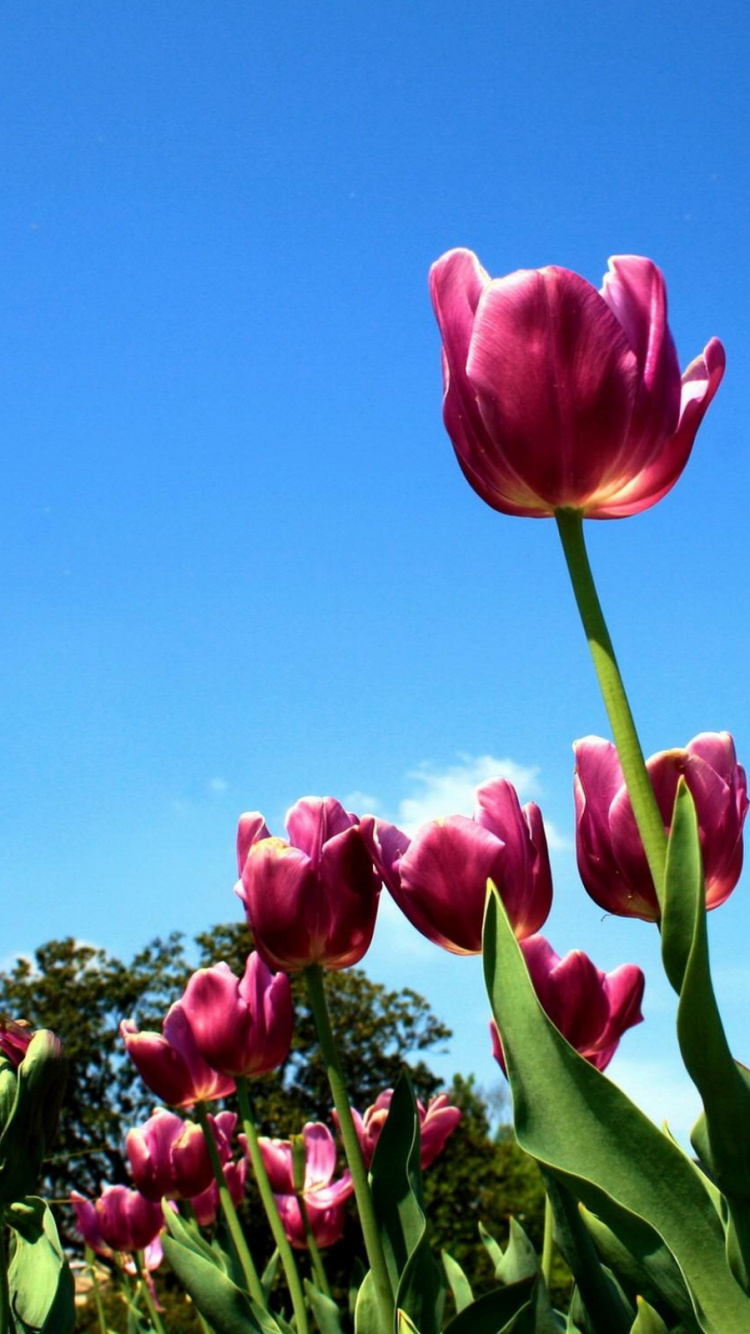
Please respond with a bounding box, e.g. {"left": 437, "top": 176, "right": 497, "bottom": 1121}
{"left": 237, "top": 813, "right": 272, "bottom": 874}
{"left": 397, "top": 816, "right": 506, "bottom": 954}
{"left": 286, "top": 797, "right": 357, "bottom": 862}
{"left": 302, "top": 1123, "right": 337, "bottom": 1191}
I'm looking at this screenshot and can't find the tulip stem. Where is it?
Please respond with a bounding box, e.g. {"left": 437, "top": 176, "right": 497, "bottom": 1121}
{"left": 305, "top": 964, "right": 395, "bottom": 1334}
{"left": 195, "top": 1101, "right": 266, "bottom": 1309}
{"left": 556, "top": 508, "right": 668, "bottom": 905}
{"left": 85, "top": 1247, "right": 109, "bottom": 1334}
{"left": 541, "top": 1194, "right": 555, "bottom": 1291}
{"left": 133, "top": 1251, "right": 168, "bottom": 1334}
{"left": 237, "top": 1077, "right": 310, "bottom": 1334}
{"left": 296, "top": 1192, "right": 332, "bottom": 1297}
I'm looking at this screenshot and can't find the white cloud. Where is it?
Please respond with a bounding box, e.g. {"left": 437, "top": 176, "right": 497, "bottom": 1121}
{"left": 208, "top": 777, "right": 229, "bottom": 795}
{"left": 397, "top": 753, "right": 541, "bottom": 835}
{"left": 342, "top": 790, "right": 382, "bottom": 816}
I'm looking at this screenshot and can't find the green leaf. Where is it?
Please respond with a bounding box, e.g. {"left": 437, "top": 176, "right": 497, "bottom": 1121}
{"left": 541, "top": 1174, "right": 633, "bottom": 1334}
{"left": 579, "top": 1201, "right": 700, "bottom": 1331}
{"left": 305, "top": 1279, "right": 347, "bottom": 1334}
{"left": 628, "top": 1296, "right": 669, "bottom": 1334}
{"left": 162, "top": 1228, "right": 276, "bottom": 1334}
{"left": 261, "top": 1249, "right": 281, "bottom": 1301}
{"left": 442, "top": 1251, "right": 474, "bottom": 1312}
{"left": 483, "top": 888, "right": 750, "bottom": 1334}
{"left": 7, "top": 1197, "right": 75, "bottom": 1334}
{"left": 354, "top": 1271, "right": 381, "bottom": 1334}
{"left": 369, "top": 1069, "right": 445, "bottom": 1334}
{"left": 397, "top": 1314, "right": 421, "bottom": 1334}
{"left": 441, "top": 1277, "right": 536, "bottom": 1334}
{"left": 661, "top": 781, "right": 750, "bottom": 1285}
{"left": 0, "top": 1032, "right": 67, "bottom": 1203}
{"left": 478, "top": 1221, "right": 505, "bottom": 1276}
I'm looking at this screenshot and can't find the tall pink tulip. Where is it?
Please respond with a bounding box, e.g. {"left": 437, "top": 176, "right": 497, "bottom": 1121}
{"left": 181, "top": 953, "right": 293, "bottom": 1078}
{"left": 430, "top": 249, "right": 724, "bottom": 519}
{"left": 236, "top": 797, "right": 381, "bottom": 971}
{"left": 71, "top": 1185, "right": 164, "bottom": 1254}
{"left": 121, "top": 1001, "right": 235, "bottom": 1108}
{"left": 574, "top": 732, "right": 748, "bottom": 921}
{"left": 347, "top": 1089, "right": 461, "bottom": 1169}
{"left": 491, "top": 935, "right": 645, "bottom": 1073}
{"left": 363, "top": 778, "right": 552, "bottom": 954}
{"left": 125, "top": 1108, "right": 236, "bottom": 1202}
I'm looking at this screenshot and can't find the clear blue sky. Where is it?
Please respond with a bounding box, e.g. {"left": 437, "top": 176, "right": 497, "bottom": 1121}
{"left": 1, "top": 0, "right": 749, "bottom": 1136}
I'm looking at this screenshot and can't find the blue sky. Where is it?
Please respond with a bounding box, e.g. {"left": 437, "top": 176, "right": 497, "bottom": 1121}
{"left": 1, "top": 0, "right": 749, "bottom": 1139}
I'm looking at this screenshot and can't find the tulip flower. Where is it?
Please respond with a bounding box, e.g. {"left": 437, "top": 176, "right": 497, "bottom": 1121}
{"left": 574, "top": 732, "right": 748, "bottom": 921}
{"left": 125, "top": 1107, "right": 236, "bottom": 1202}
{"left": 363, "top": 778, "right": 552, "bottom": 954}
{"left": 345, "top": 1089, "right": 461, "bottom": 1169}
{"left": 491, "top": 935, "right": 645, "bottom": 1073}
{"left": 0, "top": 1018, "right": 33, "bottom": 1068}
{"left": 257, "top": 1122, "right": 353, "bottom": 1250}
{"left": 71, "top": 1185, "right": 164, "bottom": 1254}
{"left": 181, "top": 953, "right": 293, "bottom": 1078}
{"left": 236, "top": 796, "right": 381, "bottom": 971}
{"left": 430, "top": 249, "right": 725, "bottom": 519}
{"left": 189, "top": 1156, "right": 248, "bottom": 1228}
{"left": 120, "top": 1002, "right": 235, "bottom": 1108}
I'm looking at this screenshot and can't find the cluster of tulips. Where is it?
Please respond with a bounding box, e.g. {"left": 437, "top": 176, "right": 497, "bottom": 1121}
{"left": 1, "top": 246, "right": 747, "bottom": 1334}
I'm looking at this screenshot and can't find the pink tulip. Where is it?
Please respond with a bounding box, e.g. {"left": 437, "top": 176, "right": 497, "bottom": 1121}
{"left": 189, "top": 1157, "right": 248, "bottom": 1228}
{"left": 236, "top": 797, "right": 381, "bottom": 971}
{"left": 574, "top": 732, "right": 748, "bottom": 921}
{"left": 491, "top": 935, "right": 645, "bottom": 1073}
{"left": 430, "top": 249, "right": 724, "bottom": 519}
{"left": 0, "top": 1018, "right": 34, "bottom": 1068}
{"left": 71, "top": 1185, "right": 164, "bottom": 1254}
{"left": 181, "top": 954, "right": 293, "bottom": 1078}
{"left": 363, "top": 778, "right": 552, "bottom": 954}
{"left": 120, "top": 1002, "right": 236, "bottom": 1108}
{"left": 347, "top": 1089, "right": 461, "bottom": 1169}
{"left": 257, "top": 1122, "right": 353, "bottom": 1250}
{"left": 125, "top": 1108, "right": 236, "bottom": 1202}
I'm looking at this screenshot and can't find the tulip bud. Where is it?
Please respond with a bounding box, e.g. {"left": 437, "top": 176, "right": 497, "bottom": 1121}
{"left": 574, "top": 732, "right": 748, "bottom": 921}
{"left": 430, "top": 249, "right": 724, "bottom": 519}
{"left": 0, "top": 1027, "right": 67, "bottom": 1204}
{"left": 236, "top": 797, "right": 381, "bottom": 971}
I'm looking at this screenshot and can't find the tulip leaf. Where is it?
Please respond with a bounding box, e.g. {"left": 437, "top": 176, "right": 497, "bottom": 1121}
{"left": 442, "top": 1251, "right": 474, "bottom": 1312}
{"left": 162, "top": 1230, "right": 278, "bottom": 1334}
{"left": 6, "top": 1197, "right": 75, "bottom": 1334}
{"left": 441, "top": 1276, "right": 536, "bottom": 1333}
{"left": 354, "top": 1271, "right": 381, "bottom": 1334}
{"left": 661, "top": 780, "right": 750, "bottom": 1283}
{"left": 305, "top": 1279, "right": 347, "bottom": 1334}
{"left": 397, "top": 1314, "right": 421, "bottom": 1334}
{"left": 479, "top": 1221, "right": 505, "bottom": 1275}
{"left": 541, "top": 1175, "right": 633, "bottom": 1334}
{"left": 369, "top": 1068, "right": 445, "bottom": 1334}
{"left": 628, "top": 1296, "right": 669, "bottom": 1334}
{"left": 577, "top": 1201, "right": 700, "bottom": 1331}
{"left": 483, "top": 887, "right": 750, "bottom": 1334}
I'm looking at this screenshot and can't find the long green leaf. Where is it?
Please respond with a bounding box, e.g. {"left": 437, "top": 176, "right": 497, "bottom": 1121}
{"left": 441, "top": 1251, "right": 474, "bottom": 1313}
{"left": 483, "top": 889, "right": 750, "bottom": 1334}
{"left": 441, "top": 1277, "right": 536, "bottom": 1334}
{"left": 7, "top": 1197, "right": 75, "bottom": 1334}
{"left": 162, "top": 1230, "right": 274, "bottom": 1334}
{"left": 542, "top": 1175, "right": 632, "bottom": 1334}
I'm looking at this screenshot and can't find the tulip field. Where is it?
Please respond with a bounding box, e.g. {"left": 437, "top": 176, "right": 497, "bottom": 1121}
{"left": 2, "top": 249, "right": 749, "bottom": 1334}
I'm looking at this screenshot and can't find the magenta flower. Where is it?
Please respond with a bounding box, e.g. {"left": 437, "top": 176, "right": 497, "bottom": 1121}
{"left": 363, "top": 778, "right": 552, "bottom": 954}
{"left": 430, "top": 249, "right": 725, "bottom": 519}
{"left": 71, "top": 1185, "right": 164, "bottom": 1255}
{"left": 236, "top": 797, "right": 381, "bottom": 971}
{"left": 347, "top": 1089, "right": 461, "bottom": 1169}
{"left": 190, "top": 1157, "right": 248, "bottom": 1228}
{"left": 120, "top": 1002, "right": 236, "bottom": 1109}
{"left": 257, "top": 1122, "right": 353, "bottom": 1250}
{"left": 181, "top": 954, "right": 293, "bottom": 1079}
{"left": 574, "top": 732, "right": 748, "bottom": 921}
{"left": 491, "top": 935, "right": 645, "bottom": 1073}
{"left": 125, "top": 1108, "right": 236, "bottom": 1202}
{"left": 0, "top": 1018, "right": 34, "bottom": 1068}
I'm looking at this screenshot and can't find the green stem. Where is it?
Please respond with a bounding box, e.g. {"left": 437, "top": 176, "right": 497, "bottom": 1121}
{"left": 305, "top": 964, "right": 394, "bottom": 1334}
{"left": 0, "top": 1226, "right": 10, "bottom": 1334}
{"left": 556, "top": 509, "right": 668, "bottom": 906}
{"left": 195, "top": 1101, "right": 266, "bottom": 1308}
{"left": 541, "top": 1194, "right": 554, "bottom": 1291}
{"left": 296, "top": 1191, "right": 331, "bottom": 1297}
{"left": 133, "top": 1251, "right": 168, "bottom": 1334}
{"left": 237, "top": 1077, "right": 309, "bottom": 1334}
{"left": 85, "top": 1246, "right": 109, "bottom": 1334}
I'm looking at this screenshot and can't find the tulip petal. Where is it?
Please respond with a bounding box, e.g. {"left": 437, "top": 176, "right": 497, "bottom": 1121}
{"left": 302, "top": 1123, "right": 337, "bottom": 1191}
{"left": 396, "top": 815, "right": 506, "bottom": 954}
{"left": 286, "top": 796, "right": 356, "bottom": 861}
{"left": 237, "top": 813, "right": 272, "bottom": 874}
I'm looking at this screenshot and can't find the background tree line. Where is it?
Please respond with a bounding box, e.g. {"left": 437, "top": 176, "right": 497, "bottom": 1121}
{"left": 0, "top": 923, "right": 562, "bottom": 1324}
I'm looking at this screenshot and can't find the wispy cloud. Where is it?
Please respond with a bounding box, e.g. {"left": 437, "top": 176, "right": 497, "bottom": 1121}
{"left": 397, "top": 754, "right": 541, "bottom": 835}
{"left": 208, "top": 777, "right": 229, "bottom": 795}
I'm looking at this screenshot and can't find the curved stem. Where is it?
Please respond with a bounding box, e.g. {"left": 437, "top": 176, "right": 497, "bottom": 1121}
{"left": 195, "top": 1101, "right": 266, "bottom": 1308}
{"left": 133, "top": 1251, "right": 168, "bottom": 1334}
{"left": 296, "top": 1193, "right": 331, "bottom": 1297}
{"left": 237, "top": 1077, "right": 309, "bottom": 1334}
{"left": 541, "top": 1194, "right": 554, "bottom": 1291}
{"left": 305, "top": 964, "right": 394, "bottom": 1334}
{"left": 556, "top": 509, "right": 668, "bottom": 906}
